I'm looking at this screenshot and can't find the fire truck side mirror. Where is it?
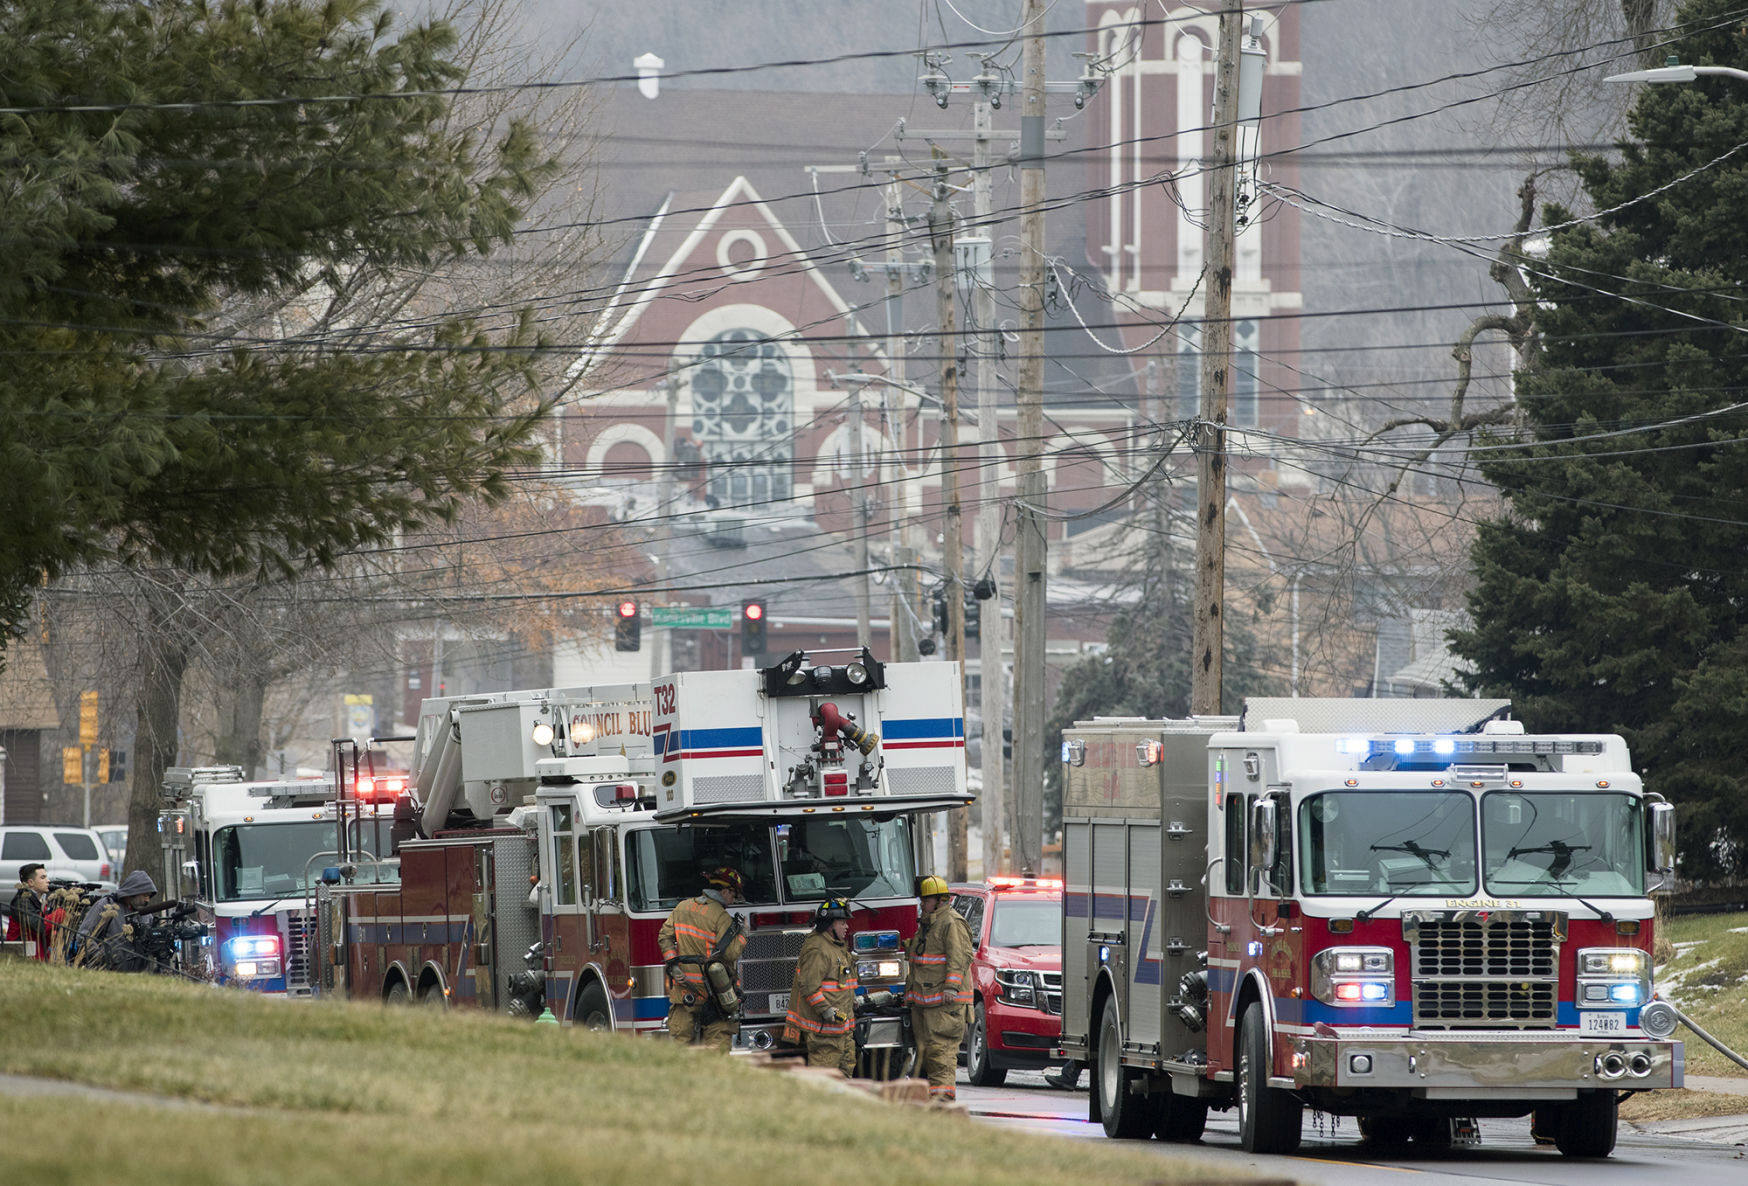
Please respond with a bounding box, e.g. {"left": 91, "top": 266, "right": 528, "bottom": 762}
{"left": 1647, "top": 800, "right": 1676, "bottom": 889}
{"left": 1248, "top": 797, "right": 1278, "bottom": 890}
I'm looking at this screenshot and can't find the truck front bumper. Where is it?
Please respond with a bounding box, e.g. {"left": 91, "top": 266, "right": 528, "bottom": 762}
{"left": 1293, "top": 1031, "right": 1684, "bottom": 1095}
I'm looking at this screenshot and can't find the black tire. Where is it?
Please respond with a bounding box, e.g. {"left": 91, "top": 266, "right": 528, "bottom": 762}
{"left": 1155, "top": 1093, "right": 1208, "bottom": 1143}
{"left": 965, "top": 1002, "right": 1007, "bottom": 1087}
{"left": 384, "top": 979, "right": 410, "bottom": 1005}
{"left": 1097, "top": 996, "right": 1152, "bottom": 1138}
{"left": 575, "top": 980, "right": 612, "bottom": 1030}
{"left": 1237, "top": 1001, "right": 1302, "bottom": 1154}
{"left": 1554, "top": 1090, "right": 1617, "bottom": 1158}
{"left": 417, "top": 980, "right": 445, "bottom": 1008}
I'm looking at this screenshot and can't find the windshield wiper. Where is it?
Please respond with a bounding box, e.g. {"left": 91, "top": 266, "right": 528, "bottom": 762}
{"left": 1371, "top": 840, "right": 1451, "bottom": 872}
{"left": 1507, "top": 839, "right": 1591, "bottom": 880}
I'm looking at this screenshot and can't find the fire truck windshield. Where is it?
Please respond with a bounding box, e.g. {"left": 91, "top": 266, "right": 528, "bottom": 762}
{"left": 625, "top": 818, "right": 914, "bottom": 911}
{"left": 1299, "top": 790, "right": 1478, "bottom": 896}
{"left": 1482, "top": 791, "right": 1644, "bottom": 896}
{"left": 213, "top": 822, "right": 393, "bottom": 902}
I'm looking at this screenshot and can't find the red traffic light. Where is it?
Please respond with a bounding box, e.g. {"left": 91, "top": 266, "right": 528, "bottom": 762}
{"left": 743, "top": 602, "right": 764, "bottom": 621}
{"left": 617, "top": 600, "right": 638, "bottom": 619}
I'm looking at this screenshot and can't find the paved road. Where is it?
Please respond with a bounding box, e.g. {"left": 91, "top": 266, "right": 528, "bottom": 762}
{"left": 961, "top": 1069, "right": 1748, "bottom": 1186}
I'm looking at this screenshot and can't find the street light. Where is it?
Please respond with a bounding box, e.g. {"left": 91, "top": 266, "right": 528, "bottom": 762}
{"left": 1605, "top": 55, "right": 1748, "bottom": 86}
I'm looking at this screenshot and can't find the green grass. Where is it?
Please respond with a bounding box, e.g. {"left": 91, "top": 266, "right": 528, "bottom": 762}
{"left": 1657, "top": 908, "right": 1748, "bottom": 1080}
{"left": 0, "top": 961, "right": 1243, "bottom": 1186}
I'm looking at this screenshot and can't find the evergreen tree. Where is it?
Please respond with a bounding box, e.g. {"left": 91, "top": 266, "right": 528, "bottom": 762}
{"left": 0, "top": 0, "right": 556, "bottom": 660}
{"left": 1451, "top": 1, "right": 1748, "bottom": 879}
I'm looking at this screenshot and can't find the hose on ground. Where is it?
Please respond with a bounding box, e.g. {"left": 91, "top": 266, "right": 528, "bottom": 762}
{"left": 1673, "top": 1004, "right": 1748, "bottom": 1074}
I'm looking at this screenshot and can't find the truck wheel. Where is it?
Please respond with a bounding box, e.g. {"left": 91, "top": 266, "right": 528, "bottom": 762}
{"left": 965, "top": 1002, "right": 1007, "bottom": 1087}
{"left": 1554, "top": 1090, "right": 1617, "bottom": 1158}
{"left": 1097, "top": 996, "right": 1151, "bottom": 1138}
{"left": 575, "top": 981, "right": 612, "bottom": 1030}
{"left": 384, "top": 979, "right": 409, "bottom": 1005}
{"left": 1155, "top": 1094, "right": 1208, "bottom": 1143}
{"left": 1237, "top": 1001, "right": 1302, "bottom": 1154}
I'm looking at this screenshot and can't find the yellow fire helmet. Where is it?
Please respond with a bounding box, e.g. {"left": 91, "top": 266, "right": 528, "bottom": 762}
{"left": 918, "top": 875, "right": 951, "bottom": 898}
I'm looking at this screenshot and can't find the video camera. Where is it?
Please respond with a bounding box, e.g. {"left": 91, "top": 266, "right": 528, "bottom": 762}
{"left": 131, "top": 901, "right": 208, "bottom": 973}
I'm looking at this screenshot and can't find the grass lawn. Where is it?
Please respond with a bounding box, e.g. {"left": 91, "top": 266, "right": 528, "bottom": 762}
{"left": 1656, "top": 907, "right": 1748, "bottom": 1080}
{"left": 0, "top": 961, "right": 1256, "bottom": 1186}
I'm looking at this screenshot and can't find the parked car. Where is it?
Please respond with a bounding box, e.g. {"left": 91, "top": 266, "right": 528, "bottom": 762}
{"left": 950, "top": 876, "right": 1064, "bottom": 1086}
{"left": 0, "top": 826, "right": 117, "bottom": 907}
{"left": 95, "top": 825, "right": 128, "bottom": 872}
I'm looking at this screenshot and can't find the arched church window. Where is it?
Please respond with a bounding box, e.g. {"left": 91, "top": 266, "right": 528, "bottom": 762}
{"left": 690, "top": 328, "right": 794, "bottom": 508}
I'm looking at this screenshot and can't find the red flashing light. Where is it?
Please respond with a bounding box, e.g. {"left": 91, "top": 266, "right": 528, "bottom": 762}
{"left": 743, "top": 602, "right": 764, "bottom": 621}
{"left": 613, "top": 782, "right": 639, "bottom": 802}
{"left": 617, "top": 600, "right": 639, "bottom": 619}
{"left": 823, "top": 771, "right": 849, "bottom": 797}
{"left": 355, "top": 774, "right": 409, "bottom": 801}
{"left": 987, "top": 875, "right": 1064, "bottom": 891}
{"left": 1335, "top": 983, "right": 1364, "bottom": 1002}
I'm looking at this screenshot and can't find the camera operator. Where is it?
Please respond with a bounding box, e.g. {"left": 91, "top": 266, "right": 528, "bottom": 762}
{"left": 76, "top": 870, "right": 162, "bottom": 972}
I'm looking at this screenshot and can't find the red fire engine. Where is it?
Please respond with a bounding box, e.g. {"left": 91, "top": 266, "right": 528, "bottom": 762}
{"left": 1059, "top": 698, "right": 1682, "bottom": 1159}
{"left": 315, "top": 650, "right": 969, "bottom": 1062}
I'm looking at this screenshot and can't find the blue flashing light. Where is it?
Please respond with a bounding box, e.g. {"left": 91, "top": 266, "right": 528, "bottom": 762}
{"left": 1433, "top": 738, "right": 1456, "bottom": 756}
{"left": 1610, "top": 983, "right": 1641, "bottom": 1004}
{"left": 1360, "top": 983, "right": 1389, "bottom": 1002}
{"left": 1339, "top": 737, "right": 1369, "bottom": 755}
{"left": 853, "top": 930, "right": 899, "bottom": 952}
{"left": 225, "top": 935, "right": 281, "bottom": 960}
{"left": 1393, "top": 738, "right": 1416, "bottom": 756}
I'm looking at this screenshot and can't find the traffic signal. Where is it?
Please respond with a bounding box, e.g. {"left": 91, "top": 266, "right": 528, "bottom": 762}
{"left": 931, "top": 589, "right": 948, "bottom": 636}
{"left": 615, "top": 600, "right": 641, "bottom": 652}
{"left": 741, "top": 600, "right": 767, "bottom": 654}
{"left": 963, "top": 594, "right": 980, "bottom": 641}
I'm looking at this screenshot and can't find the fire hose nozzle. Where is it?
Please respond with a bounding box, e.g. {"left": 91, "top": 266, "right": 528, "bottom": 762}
{"left": 815, "top": 702, "right": 880, "bottom": 755}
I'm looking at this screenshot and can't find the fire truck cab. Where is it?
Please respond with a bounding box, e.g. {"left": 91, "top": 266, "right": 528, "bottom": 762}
{"left": 1059, "top": 698, "right": 1682, "bottom": 1159}
{"left": 320, "top": 650, "right": 969, "bottom": 1062}
{"left": 158, "top": 765, "right": 397, "bottom": 993}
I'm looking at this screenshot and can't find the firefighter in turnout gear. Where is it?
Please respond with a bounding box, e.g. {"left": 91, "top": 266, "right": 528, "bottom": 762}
{"left": 905, "top": 874, "right": 973, "bottom": 1102}
{"left": 783, "top": 898, "right": 859, "bottom": 1075}
{"left": 659, "top": 866, "right": 748, "bottom": 1050}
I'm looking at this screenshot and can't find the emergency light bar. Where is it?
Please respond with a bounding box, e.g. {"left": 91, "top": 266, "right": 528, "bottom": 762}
{"left": 1345, "top": 736, "right": 1608, "bottom": 773}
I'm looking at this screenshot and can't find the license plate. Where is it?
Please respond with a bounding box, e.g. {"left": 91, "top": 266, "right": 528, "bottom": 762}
{"left": 768, "top": 992, "right": 789, "bottom": 1014}
{"left": 1579, "top": 1011, "right": 1625, "bottom": 1036}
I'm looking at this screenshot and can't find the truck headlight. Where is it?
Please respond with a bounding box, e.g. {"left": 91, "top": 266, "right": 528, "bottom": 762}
{"left": 857, "top": 960, "right": 903, "bottom": 981}
{"left": 1311, "top": 947, "right": 1394, "bottom": 1008}
{"left": 1576, "top": 947, "right": 1651, "bottom": 1010}
{"left": 996, "top": 969, "right": 1038, "bottom": 1007}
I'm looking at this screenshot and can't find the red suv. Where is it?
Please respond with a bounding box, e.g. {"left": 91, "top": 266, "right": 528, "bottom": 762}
{"left": 950, "top": 877, "right": 1063, "bottom": 1086}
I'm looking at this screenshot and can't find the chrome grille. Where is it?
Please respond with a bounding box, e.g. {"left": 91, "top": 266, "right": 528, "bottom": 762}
{"left": 1041, "top": 970, "right": 1063, "bottom": 1016}
{"left": 283, "top": 911, "right": 315, "bottom": 995}
{"left": 1408, "top": 914, "right": 1560, "bottom": 1028}
{"left": 737, "top": 927, "right": 808, "bottom": 1017}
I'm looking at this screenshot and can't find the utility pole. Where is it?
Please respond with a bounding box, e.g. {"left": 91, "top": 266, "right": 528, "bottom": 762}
{"left": 1191, "top": 8, "right": 1243, "bottom": 717}
{"left": 653, "top": 371, "right": 681, "bottom": 678}
{"left": 885, "top": 165, "right": 921, "bottom": 664}
{"left": 846, "top": 315, "right": 874, "bottom": 650}
{"left": 929, "top": 147, "right": 968, "bottom": 882}
{"left": 1010, "top": 0, "right": 1049, "bottom": 875}
{"left": 970, "top": 79, "right": 1008, "bottom": 877}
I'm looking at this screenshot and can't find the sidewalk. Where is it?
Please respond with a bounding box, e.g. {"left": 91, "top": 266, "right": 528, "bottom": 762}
{"left": 1628, "top": 1074, "right": 1748, "bottom": 1147}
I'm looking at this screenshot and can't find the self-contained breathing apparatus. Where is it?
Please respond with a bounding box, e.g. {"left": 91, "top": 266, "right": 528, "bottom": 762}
{"left": 671, "top": 913, "right": 745, "bottom": 1041}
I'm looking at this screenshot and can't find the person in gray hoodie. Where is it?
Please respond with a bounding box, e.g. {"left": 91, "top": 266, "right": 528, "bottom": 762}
{"left": 76, "top": 869, "right": 159, "bottom": 971}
